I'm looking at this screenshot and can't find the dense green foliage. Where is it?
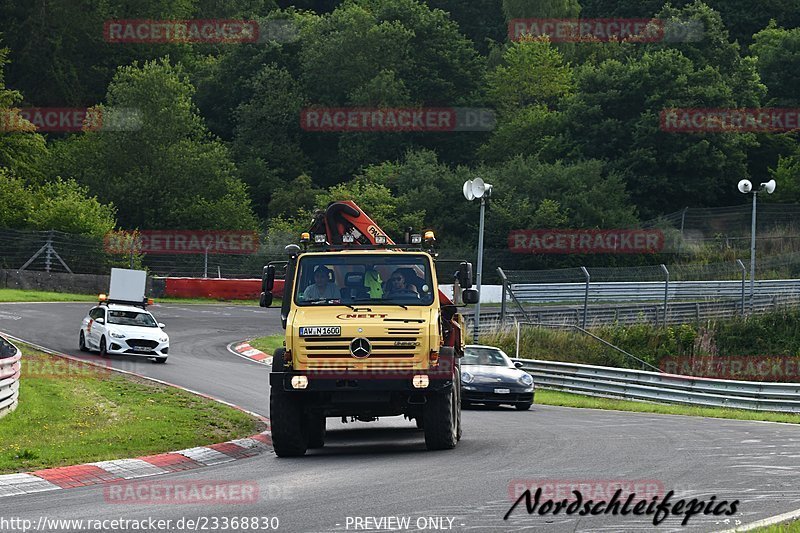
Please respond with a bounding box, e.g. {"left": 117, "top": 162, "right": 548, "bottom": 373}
{"left": 485, "top": 307, "right": 800, "bottom": 380}
{"left": 0, "top": 0, "right": 797, "bottom": 251}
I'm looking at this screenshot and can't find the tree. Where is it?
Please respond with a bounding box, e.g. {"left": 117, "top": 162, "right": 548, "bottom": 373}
{"left": 43, "top": 59, "right": 258, "bottom": 230}
{"left": 751, "top": 22, "right": 800, "bottom": 107}
{"left": 0, "top": 171, "right": 116, "bottom": 236}
{"left": 559, "top": 46, "right": 763, "bottom": 217}
{"left": 479, "top": 38, "right": 573, "bottom": 162}
{"left": 0, "top": 45, "right": 47, "bottom": 181}
{"left": 502, "top": 0, "right": 580, "bottom": 19}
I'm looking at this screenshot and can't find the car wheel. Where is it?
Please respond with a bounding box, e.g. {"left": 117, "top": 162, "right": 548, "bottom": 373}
{"left": 152, "top": 357, "right": 168, "bottom": 364}
{"left": 516, "top": 402, "right": 532, "bottom": 411}
{"left": 99, "top": 337, "right": 109, "bottom": 358}
{"left": 79, "top": 331, "right": 89, "bottom": 352}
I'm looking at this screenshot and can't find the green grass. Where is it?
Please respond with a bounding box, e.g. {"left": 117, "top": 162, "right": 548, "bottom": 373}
{"left": 750, "top": 522, "right": 800, "bottom": 532}
{"left": 0, "top": 288, "right": 278, "bottom": 306}
{"left": 536, "top": 389, "right": 800, "bottom": 424}
{"left": 249, "top": 335, "right": 285, "bottom": 356}
{"left": 0, "top": 344, "right": 263, "bottom": 473}
{"left": 0, "top": 289, "right": 97, "bottom": 302}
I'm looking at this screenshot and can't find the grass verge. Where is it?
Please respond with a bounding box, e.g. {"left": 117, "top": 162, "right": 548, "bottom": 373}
{"left": 248, "top": 335, "right": 285, "bottom": 356}
{"left": 536, "top": 389, "right": 800, "bottom": 424}
{"left": 0, "top": 289, "right": 97, "bottom": 303}
{"left": 0, "top": 344, "right": 263, "bottom": 473}
{"left": 0, "top": 288, "right": 278, "bottom": 307}
{"left": 751, "top": 522, "right": 800, "bottom": 532}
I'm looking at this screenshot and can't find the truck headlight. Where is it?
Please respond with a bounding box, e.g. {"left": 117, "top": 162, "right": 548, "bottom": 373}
{"left": 518, "top": 373, "right": 533, "bottom": 386}
{"left": 291, "top": 376, "right": 308, "bottom": 389}
{"left": 412, "top": 375, "right": 429, "bottom": 388}
{"left": 461, "top": 370, "right": 474, "bottom": 384}
{"left": 109, "top": 330, "right": 125, "bottom": 339}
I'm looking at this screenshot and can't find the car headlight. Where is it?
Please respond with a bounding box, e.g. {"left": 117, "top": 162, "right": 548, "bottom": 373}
{"left": 109, "top": 330, "right": 126, "bottom": 339}
{"left": 461, "top": 370, "right": 473, "bottom": 384}
{"left": 159, "top": 336, "right": 168, "bottom": 343}
{"left": 518, "top": 373, "right": 533, "bottom": 386}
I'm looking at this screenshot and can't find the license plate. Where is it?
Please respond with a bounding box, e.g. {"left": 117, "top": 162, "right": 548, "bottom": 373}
{"left": 299, "top": 326, "right": 341, "bottom": 337}
{"left": 494, "top": 388, "right": 510, "bottom": 394}
{"left": 132, "top": 346, "right": 151, "bottom": 352}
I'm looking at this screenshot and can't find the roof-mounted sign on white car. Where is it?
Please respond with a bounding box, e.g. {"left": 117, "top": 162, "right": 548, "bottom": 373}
{"left": 100, "top": 268, "right": 151, "bottom": 308}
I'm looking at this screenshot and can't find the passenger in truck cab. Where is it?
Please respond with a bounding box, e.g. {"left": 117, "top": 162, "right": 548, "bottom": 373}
{"left": 384, "top": 269, "right": 419, "bottom": 297}
{"left": 303, "top": 265, "right": 339, "bottom": 301}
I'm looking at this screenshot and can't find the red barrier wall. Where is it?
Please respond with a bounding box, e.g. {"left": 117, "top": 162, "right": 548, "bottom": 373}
{"left": 163, "top": 278, "right": 285, "bottom": 300}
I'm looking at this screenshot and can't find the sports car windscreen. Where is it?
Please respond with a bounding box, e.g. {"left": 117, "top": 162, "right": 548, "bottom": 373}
{"left": 295, "top": 254, "right": 434, "bottom": 306}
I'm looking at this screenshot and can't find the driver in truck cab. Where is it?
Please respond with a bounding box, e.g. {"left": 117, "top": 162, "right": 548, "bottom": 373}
{"left": 302, "top": 265, "right": 338, "bottom": 301}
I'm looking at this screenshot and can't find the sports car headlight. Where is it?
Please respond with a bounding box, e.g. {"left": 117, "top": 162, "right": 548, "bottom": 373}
{"left": 109, "top": 330, "right": 126, "bottom": 339}
{"left": 159, "top": 336, "right": 168, "bottom": 343}
{"left": 518, "top": 373, "right": 533, "bottom": 386}
{"left": 461, "top": 370, "right": 474, "bottom": 384}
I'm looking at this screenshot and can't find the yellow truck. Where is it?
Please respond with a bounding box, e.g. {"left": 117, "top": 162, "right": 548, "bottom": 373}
{"left": 261, "top": 201, "right": 478, "bottom": 456}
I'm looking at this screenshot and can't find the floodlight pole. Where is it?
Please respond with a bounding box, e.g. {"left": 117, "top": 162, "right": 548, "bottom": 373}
{"left": 474, "top": 196, "right": 486, "bottom": 341}
{"left": 749, "top": 190, "right": 757, "bottom": 309}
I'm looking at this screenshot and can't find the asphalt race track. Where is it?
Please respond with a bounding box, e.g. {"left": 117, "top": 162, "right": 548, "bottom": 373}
{"left": 2, "top": 302, "right": 800, "bottom": 532}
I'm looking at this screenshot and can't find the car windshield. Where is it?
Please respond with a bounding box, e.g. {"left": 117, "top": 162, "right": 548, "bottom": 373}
{"left": 462, "top": 347, "right": 511, "bottom": 367}
{"left": 107, "top": 310, "right": 158, "bottom": 327}
{"left": 294, "top": 254, "right": 434, "bottom": 306}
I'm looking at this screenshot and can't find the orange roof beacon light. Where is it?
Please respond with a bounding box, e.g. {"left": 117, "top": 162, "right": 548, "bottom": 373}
{"left": 98, "top": 293, "right": 108, "bottom": 302}
{"left": 300, "top": 232, "right": 311, "bottom": 243}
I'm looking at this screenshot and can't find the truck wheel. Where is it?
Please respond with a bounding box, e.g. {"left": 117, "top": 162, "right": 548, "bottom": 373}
{"left": 423, "top": 379, "right": 458, "bottom": 451}
{"left": 269, "top": 347, "right": 308, "bottom": 457}
{"left": 270, "top": 391, "right": 308, "bottom": 457}
{"left": 306, "top": 415, "right": 326, "bottom": 449}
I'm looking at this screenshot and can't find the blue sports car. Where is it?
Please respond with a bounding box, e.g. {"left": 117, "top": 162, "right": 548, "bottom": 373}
{"left": 461, "top": 345, "right": 535, "bottom": 410}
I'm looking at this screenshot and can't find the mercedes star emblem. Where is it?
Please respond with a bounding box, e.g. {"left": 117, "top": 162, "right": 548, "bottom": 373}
{"left": 350, "top": 337, "right": 372, "bottom": 358}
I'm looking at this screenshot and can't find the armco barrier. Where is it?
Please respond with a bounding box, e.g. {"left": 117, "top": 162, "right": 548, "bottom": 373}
{"left": 514, "top": 358, "right": 800, "bottom": 413}
{"left": 161, "top": 278, "right": 284, "bottom": 300}
{"left": 0, "top": 336, "right": 21, "bottom": 419}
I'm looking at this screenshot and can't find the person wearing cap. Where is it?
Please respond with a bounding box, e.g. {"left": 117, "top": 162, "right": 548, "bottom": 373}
{"left": 303, "top": 266, "right": 339, "bottom": 301}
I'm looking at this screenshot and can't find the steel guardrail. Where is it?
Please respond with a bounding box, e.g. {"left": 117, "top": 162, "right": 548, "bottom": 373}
{"left": 512, "top": 358, "right": 800, "bottom": 413}
{"left": 508, "top": 279, "right": 800, "bottom": 304}
{"left": 0, "top": 336, "right": 21, "bottom": 419}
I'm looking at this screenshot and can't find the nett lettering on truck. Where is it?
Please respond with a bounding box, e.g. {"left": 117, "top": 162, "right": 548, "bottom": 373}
{"left": 336, "top": 313, "right": 388, "bottom": 320}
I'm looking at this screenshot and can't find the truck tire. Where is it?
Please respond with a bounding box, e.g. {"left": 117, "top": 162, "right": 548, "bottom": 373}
{"left": 306, "top": 414, "right": 326, "bottom": 449}
{"left": 423, "top": 374, "right": 458, "bottom": 451}
{"left": 269, "top": 348, "right": 308, "bottom": 457}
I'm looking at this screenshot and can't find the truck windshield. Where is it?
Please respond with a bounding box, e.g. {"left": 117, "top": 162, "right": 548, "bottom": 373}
{"left": 295, "top": 254, "right": 435, "bottom": 306}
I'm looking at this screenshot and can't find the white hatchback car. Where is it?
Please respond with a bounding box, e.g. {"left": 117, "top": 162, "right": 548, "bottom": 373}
{"left": 79, "top": 303, "right": 169, "bottom": 363}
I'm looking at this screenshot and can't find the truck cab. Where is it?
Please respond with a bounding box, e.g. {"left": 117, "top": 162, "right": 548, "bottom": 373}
{"left": 262, "top": 203, "right": 477, "bottom": 456}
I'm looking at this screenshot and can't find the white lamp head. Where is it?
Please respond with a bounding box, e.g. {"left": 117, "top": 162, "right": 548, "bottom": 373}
{"left": 471, "top": 177, "right": 486, "bottom": 198}
{"left": 738, "top": 179, "right": 752, "bottom": 194}
{"left": 463, "top": 180, "right": 475, "bottom": 201}
{"left": 761, "top": 179, "right": 776, "bottom": 194}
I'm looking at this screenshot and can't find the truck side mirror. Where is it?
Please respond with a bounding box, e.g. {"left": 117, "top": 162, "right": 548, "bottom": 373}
{"left": 260, "top": 291, "right": 273, "bottom": 308}
{"left": 462, "top": 289, "right": 478, "bottom": 304}
{"left": 263, "top": 265, "right": 275, "bottom": 292}
{"left": 458, "top": 262, "right": 473, "bottom": 289}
